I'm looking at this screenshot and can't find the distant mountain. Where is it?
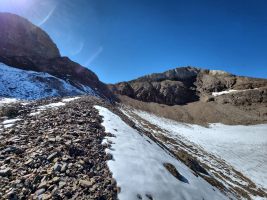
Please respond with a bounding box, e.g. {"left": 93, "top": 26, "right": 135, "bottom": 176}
{"left": 0, "top": 12, "right": 113, "bottom": 100}
{"left": 110, "top": 66, "right": 267, "bottom": 125}
{"left": 110, "top": 66, "right": 267, "bottom": 106}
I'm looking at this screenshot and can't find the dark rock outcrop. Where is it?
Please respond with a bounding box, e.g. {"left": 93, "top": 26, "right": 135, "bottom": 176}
{"left": 109, "top": 67, "right": 200, "bottom": 105}
{"left": 110, "top": 67, "right": 267, "bottom": 106}
{"left": 0, "top": 12, "right": 113, "bottom": 100}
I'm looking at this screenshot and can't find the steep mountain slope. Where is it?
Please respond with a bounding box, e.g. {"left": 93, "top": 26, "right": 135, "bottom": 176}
{"left": 0, "top": 63, "right": 95, "bottom": 99}
{"left": 0, "top": 12, "right": 113, "bottom": 100}
{"left": 120, "top": 106, "right": 267, "bottom": 199}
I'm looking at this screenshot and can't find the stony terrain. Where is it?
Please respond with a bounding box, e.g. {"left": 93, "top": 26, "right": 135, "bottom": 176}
{"left": 0, "top": 97, "right": 118, "bottom": 199}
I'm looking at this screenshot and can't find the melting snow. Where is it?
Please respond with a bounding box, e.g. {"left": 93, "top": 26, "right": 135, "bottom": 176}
{"left": 62, "top": 97, "right": 81, "bottom": 102}
{"left": 29, "top": 97, "right": 81, "bottom": 116}
{"left": 1, "top": 118, "right": 22, "bottom": 128}
{"left": 133, "top": 110, "right": 267, "bottom": 190}
{"left": 0, "top": 98, "right": 18, "bottom": 105}
{"left": 95, "top": 105, "right": 227, "bottom": 200}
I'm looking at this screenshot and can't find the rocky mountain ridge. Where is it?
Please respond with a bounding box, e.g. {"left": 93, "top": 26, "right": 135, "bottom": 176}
{"left": 0, "top": 12, "right": 113, "bottom": 100}
{"left": 110, "top": 66, "right": 267, "bottom": 106}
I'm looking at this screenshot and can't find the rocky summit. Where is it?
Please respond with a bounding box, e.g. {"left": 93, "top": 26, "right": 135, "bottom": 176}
{"left": 109, "top": 67, "right": 267, "bottom": 125}
{"left": 110, "top": 66, "right": 267, "bottom": 106}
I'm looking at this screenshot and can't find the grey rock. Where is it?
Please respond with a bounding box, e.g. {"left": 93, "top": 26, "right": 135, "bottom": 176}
{"left": 79, "top": 180, "right": 93, "bottom": 187}
{"left": 35, "top": 188, "right": 45, "bottom": 196}
{"left": 47, "top": 152, "right": 58, "bottom": 161}
{"left": 53, "top": 163, "right": 61, "bottom": 172}
{"left": 0, "top": 168, "right": 11, "bottom": 177}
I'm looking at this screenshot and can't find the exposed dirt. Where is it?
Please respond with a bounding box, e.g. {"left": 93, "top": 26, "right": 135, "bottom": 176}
{"left": 118, "top": 95, "right": 267, "bottom": 126}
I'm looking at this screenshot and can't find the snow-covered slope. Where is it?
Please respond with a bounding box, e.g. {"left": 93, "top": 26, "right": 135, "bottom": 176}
{"left": 0, "top": 63, "right": 97, "bottom": 100}
{"left": 95, "top": 105, "right": 228, "bottom": 200}
{"left": 126, "top": 108, "right": 267, "bottom": 198}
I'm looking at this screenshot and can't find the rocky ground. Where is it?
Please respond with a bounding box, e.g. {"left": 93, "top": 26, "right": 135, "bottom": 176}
{"left": 0, "top": 97, "right": 118, "bottom": 200}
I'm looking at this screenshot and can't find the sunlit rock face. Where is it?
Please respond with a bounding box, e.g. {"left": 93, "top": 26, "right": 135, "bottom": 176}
{"left": 110, "top": 66, "right": 267, "bottom": 106}
{"left": 0, "top": 12, "right": 60, "bottom": 59}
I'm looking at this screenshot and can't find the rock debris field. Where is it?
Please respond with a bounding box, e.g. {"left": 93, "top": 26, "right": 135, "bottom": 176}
{"left": 0, "top": 97, "right": 118, "bottom": 200}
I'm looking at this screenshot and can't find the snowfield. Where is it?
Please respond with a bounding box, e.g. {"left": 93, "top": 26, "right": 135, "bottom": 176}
{"left": 95, "top": 105, "right": 228, "bottom": 200}
{"left": 0, "top": 63, "right": 96, "bottom": 100}
{"left": 132, "top": 110, "right": 267, "bottom": 190}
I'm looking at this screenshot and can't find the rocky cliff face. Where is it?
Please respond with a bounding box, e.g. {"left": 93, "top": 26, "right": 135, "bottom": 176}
{"left": 0, "top": 12, "right": 60, "bottom": 59}
{"left": 110, "top": 67, "right": 267, "bottom": 106}
{"left": 109, "top": 67, "right": 200, "bottom": 105}
{"left": 0, "top": 13, "right": 113, "bottom": 100}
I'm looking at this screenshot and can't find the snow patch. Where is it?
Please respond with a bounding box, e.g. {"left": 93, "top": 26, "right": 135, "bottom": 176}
{"left": 62, "top": 97, "right": 81, "bottom": 102}
{"left": 1, "top": 118, "right": 22, "bottom": 128}
{"left": 212, "top": 88, "right": 259, "bottom": 96}
{"left": 95, "top": 105, "right": 227, "bottom": 200}
{"left": 0, "top": 98, "right": 18, "bottom": 105}
{"left": 0, "top": 63, "right": 96, "bottom": 100}
{"left": 38, "top": 102, "right": 66, "bottom": 110}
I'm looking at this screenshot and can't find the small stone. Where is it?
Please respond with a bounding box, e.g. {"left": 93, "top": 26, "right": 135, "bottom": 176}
{"left": 66, "top": 140, "right": 71, "bottom": 145}
{"left": 38, "top": 181, "right": 48, "bottom": 189}
{"left": 79, "top": 180, "right": 93, "bottom": 187}
{"left": 55, "top": 136, "right": 62, "bottom": 141}
{"left": 58, "top": 181, "right": 66, "bottom": 189}
{"left": 5, "top": 189, "right": 18, "bottom": 200}
{"left": 24, "top": 159, "right": 33, "bottom": 165}
{"left": 61, "top": 163, "right": 68, "bottom": 172}
{"left": 53, "top": 163, "right": 61, "bottom": 172}
{"left": 42, "top": 193, "right": 52, "bottom": 200}
{"left": 146, "top": 194, "right": 153, "bottom": 200}
{"left": 47, "top": 152, "right": 58, "bottom": 161}
{"left": 51, "top": 177, "right": 60, "bottom": 183}
{"left": 35, "top": 188, "right": 45, "bottom": 196}
{"left": 0, "top": 168, "right": 11, "bottom": 177}
{"left": 137, "top": 194, "right": 142, "bottom": 199}
{"left": 48, "top": 138, "right": 56, "bottom": 142}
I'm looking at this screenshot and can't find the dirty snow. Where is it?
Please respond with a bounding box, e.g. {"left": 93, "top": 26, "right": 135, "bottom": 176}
{"left": 133, "top": 110, "right": 267, "bottom": 190}
{"left": 29, "top": 97, "right": 80, "bottom": 116}
{"left": 95, "top": 105, "right": 227, "bottom": 200}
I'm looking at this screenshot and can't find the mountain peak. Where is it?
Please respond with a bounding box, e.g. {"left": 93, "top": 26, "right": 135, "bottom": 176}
{"left": 0, "top": 12, "right": 60, "bottom": 59}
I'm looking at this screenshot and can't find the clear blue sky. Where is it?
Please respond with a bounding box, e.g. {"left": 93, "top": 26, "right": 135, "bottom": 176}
{"left": 1, "top": 0, "right": 267, "bottom": 83}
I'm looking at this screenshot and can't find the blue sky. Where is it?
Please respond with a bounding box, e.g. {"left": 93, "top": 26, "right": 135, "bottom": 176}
{"left": 1, "top": 0, "right": 267, "bottom": 83}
